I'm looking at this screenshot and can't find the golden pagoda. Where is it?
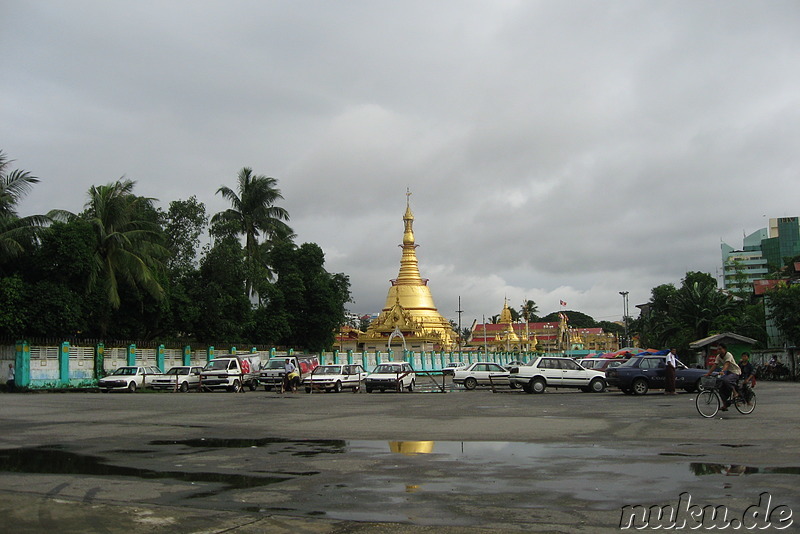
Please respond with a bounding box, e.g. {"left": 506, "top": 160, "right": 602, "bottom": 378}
{"left": 470, "top": 299, "right": 537, "bottom": 352}
{"left": 358, "top": 191, "right": 457, "bottom": 353}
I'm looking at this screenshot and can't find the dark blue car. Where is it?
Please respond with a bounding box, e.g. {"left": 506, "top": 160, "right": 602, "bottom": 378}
{"left": 605, "top": 355, "right": 706, "bottom": 395}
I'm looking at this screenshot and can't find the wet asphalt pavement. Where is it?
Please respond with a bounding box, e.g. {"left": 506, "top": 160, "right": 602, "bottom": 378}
{"left": 1, "top": 381, "right": 798, "bottom": 533}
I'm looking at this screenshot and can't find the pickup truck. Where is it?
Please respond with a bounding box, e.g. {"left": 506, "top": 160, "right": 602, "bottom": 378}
{"left": 199, "top": 354, "right": 261, "bottom": 392}
{"left": 98, "top": 366, "right": 163, "bottom": 392}
{"left": 259, "top": 355, "right": 319, "bottom": 392}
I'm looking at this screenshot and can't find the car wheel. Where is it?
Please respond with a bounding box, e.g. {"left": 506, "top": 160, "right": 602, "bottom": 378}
{"left": 589, "top": 378, "right": 606, "bottom": 393}
{"left": 522, "top": 382, "right": 533, "bottom": 394}
{"left": 128, "top": 381, "right": 137, "bottom": 393}
{"left": 530, "top": 377, "right": 546, "bottom": 394}
{"left": 621, "top": 388, "right": 634, "bottom": 395}
{"left": 632, "top": 378, "right": 648, "bottom": 395}
{"left": 464, "top": 377, "right": 478, "bottom": 390}
{"left": 264, "top": 386, "right": 272, "bottom": 392}
{"left": 179, "top": 381, "right": 189, "bottom": 393}
{"left": 407, "top": 380, "right": 414, "bottom": 392}
{"left": 230, "top": 380, "right": 241, "bottom": 393}
{"left": 249, "top": 382, "right": 257, "bottom": 391}
{"left": 334, "top": 381, "right": 342, "bottom": 393}
{"left": 100, "top": 389, "right": 108, "bottom": 393}
{"left": 305, "top": 387, "right": 312, "bottom": 393}
{"left": 509, "top": 382, "right": 519, "bottom": 389}
{"left": 366, "top": 387, "right": 373, "bottom": 393}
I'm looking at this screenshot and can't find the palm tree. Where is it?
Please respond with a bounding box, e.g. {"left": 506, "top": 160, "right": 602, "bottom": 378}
{"left": 212, "top": 167, "right": 293, "bottom": 295}
{"left": 520, "top": 299, "right": 539, "bottom": 322}
{"left": 83, "top": 179, "right": 167, "bottom": 310}
{"left": 0, "top": 150, "right": 54, "bottom": 266}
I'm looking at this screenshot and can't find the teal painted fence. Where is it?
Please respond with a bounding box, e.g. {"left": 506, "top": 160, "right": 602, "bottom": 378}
{"left": 5, "top": 340, "right": 592, "bottom": 389}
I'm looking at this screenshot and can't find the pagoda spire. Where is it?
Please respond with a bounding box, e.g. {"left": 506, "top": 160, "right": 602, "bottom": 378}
{"left": 393, "top": 189, "right": 427, "bottom": 286}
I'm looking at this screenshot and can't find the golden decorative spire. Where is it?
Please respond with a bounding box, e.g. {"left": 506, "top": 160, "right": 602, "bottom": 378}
{"left": 394, "top": 188, "right": 426, "bottom": 287}
{"left": 360, "top": 190, "right": 456, "bottom": 351}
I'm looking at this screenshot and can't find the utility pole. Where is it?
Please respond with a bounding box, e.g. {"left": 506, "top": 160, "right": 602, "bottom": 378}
{"left": 619, "top": 291, "right": 629, "bottom": 348}
{"left": 455, "top": 296, "right": 464, "bottom": 350}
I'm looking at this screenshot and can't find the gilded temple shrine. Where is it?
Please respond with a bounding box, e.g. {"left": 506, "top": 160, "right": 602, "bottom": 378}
{"left": 357, "top": 193, "right": 457, "bottom": 353}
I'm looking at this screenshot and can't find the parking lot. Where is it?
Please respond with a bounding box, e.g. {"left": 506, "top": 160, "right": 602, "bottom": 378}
{"left": 1, "top": 382, "right": 798, "bottom": 533}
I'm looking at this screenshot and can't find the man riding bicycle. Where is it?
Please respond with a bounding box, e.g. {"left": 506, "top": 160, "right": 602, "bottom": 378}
{"left": 704, "top": 343, "right": 741, "bottom": 411}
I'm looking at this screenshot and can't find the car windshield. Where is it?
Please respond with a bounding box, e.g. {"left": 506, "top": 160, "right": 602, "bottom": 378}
{"left": 373, "top": 364, "right": 402, "bottom": 373}
{"left": 617, "top": 358, "right": 640, "bottom": 368}
{"left": 112, "top": 367, "right": 137, "bottom": 376}
{"left": 265, "top": 360, "right": 286, "bottom": 369}
{"left": 165, "top": 367, "right": 189, "bottom": 375}
{"left": 316, "top": 366, "right": 342, "bottom": 375}
{"left": 205, "top": 360, "right": 230, "bottom": 371}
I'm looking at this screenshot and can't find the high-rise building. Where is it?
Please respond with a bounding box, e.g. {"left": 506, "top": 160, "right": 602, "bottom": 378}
{"left": 721, "top": 217, "right": 800, "bottom": 291}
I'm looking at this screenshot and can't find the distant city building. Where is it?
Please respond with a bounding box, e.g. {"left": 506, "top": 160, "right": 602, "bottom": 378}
{"left": 721, "top": 217, "right": 800, "bottom": 291}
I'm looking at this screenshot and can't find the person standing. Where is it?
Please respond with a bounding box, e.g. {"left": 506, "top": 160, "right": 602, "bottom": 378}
{"left": 282, "top": 358, "right": 297, "bottom": 393}
{"left": 665, "top": 348, "right": 677, "bottom": 395}
{"left": 7, "top": 363, "right": 14, "bottom": 392}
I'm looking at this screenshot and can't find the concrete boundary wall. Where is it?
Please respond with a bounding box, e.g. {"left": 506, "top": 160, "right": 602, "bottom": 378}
{"left": 4, "top": 342, "right": 588, "bottom": 389}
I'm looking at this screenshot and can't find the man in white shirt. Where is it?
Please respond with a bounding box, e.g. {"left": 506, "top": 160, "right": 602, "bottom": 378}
{"left": 665, "top": 348, "right": 677, "bottom": 395}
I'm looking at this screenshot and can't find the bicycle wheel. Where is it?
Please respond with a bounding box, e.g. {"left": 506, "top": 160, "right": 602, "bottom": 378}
{"left": 696, "top": 390, "right": 720, "bottom": 418}
{"left": 734, "top": 389, "right": 757, "bottom": 415}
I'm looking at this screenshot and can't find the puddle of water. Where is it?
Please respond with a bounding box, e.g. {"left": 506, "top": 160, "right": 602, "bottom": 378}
{"left": 150, "top": 437, "right": 347, "bottom": 457}
{"left": 0, "top": 447, "right": 293, "bottom": 490}
{"left": 690, "top": 462, "right": 800, "bottom": 476}
{"left": 4, "top": 438, "right": 799, "bottom": 526}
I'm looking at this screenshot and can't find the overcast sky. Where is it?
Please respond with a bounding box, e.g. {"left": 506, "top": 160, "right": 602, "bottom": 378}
{"left": 3, "top": 1, "right": 799, "bottom": 326}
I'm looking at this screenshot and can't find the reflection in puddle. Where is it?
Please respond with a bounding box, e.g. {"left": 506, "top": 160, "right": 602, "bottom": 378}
{"left": 0, "top": 446, "right": 293, "bottom": 489}
{"left": 3, "top": 438, "right": 799, "bottom": 526}
{"left": 690, "top": 462, "right": 800, "bottom": 476}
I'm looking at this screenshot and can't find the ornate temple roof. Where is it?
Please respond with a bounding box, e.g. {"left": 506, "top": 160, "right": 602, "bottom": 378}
{"left": 360, "top": 191, "right": 456, "bottom": 350}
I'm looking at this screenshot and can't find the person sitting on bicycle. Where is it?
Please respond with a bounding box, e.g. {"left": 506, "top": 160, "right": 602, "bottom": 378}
{"left": 739, "top": 352, "right": 756, "bottom": 388}
{"left": 704, "top": 343, "right": 741, "bottom": 411}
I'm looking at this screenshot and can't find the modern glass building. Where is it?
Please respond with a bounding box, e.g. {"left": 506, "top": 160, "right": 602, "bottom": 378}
{"left": 720, "top": 217, "right": 800, "bottom": 291}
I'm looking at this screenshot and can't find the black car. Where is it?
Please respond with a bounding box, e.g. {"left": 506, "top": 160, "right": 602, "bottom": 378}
{"left": 605, "top": 356, "right": 706, "bottom": 395}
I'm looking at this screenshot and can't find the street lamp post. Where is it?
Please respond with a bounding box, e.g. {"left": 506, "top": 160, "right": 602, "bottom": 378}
{"left": 619, "top": 291, "right": 629, "bottom": 349}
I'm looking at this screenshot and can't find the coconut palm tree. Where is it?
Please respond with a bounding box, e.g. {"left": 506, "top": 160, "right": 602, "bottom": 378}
{"left": 83, "top": 179, "right": 167, "bottom": 310}
{"left": 0, "top": 150, "right": 55, "bottom": 267}
{"left": 212, "top": 167, "right": 293, "bottom": 295}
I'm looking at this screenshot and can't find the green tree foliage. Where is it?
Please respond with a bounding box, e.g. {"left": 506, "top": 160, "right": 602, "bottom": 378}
{"left": 160, "top": 196, "right": 207, "bottom": 275}
{"left": 82, "top": 179, "right": 168, "bottom": 310}
{"left": 520, "top": 300, "right": 539, "bottom": 322}
{"left": 0, "top": 150, "right": 53, "bottom": 268}
{"left": 766, "top": 283, "right": 800, "bottom": 347}
{"left": 635, "top": 271, "right": 764, "bottom": 350}
{"left": 190, "top": 234, "right": 251, "bottom": 343}
{"left": 263, "top": 242, "right": 351, "bottom": 351}
{"left": 0, "top": 274, "right": 26, "bottom": 337}
{"left": 212, "top": 168, "right": 293, "bottom": 296}
{"left": 539, "top": 310, "right": 596, "bottom": 328}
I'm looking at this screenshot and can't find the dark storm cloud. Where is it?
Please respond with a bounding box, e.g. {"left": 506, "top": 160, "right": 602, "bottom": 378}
{"left": 2, "top": 0, "right": 799, "bottom": 324}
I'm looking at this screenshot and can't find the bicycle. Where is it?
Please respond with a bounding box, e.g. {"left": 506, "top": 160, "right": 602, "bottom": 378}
{"left": 695, "top": 375, "right": 757, "bottom": 418}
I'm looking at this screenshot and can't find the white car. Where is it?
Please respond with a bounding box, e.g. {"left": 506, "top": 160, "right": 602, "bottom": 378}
{"left": 304, "top": 364, "right": 366, "bottom": 393}
{"left": 365, "top": 362, "right": 416, "bottom": 393}
{"left": 150, "top": 366, "right": 205, "bottom": 392}
{"left": 441, "top": 361, "right": 468, "bottom": 376}
{"left": 98, "top": 366, "right": 163, "bottom": 392}
{"left": 509, "top": 356, "right": 606, "bottom": 393}
{"left": 453, "top": 362, "right": 511, "bottom": 390}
